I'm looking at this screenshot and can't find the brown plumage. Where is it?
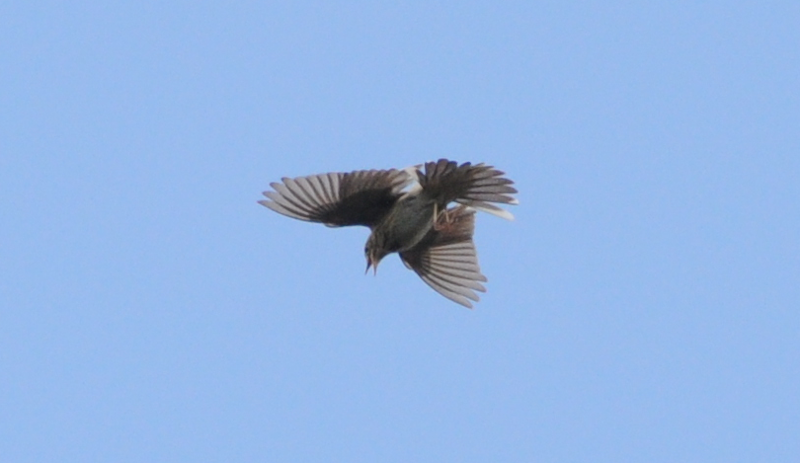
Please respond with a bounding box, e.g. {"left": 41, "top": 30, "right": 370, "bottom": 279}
{"left": 259, "top": 159, "right": 517, "bottom": 308}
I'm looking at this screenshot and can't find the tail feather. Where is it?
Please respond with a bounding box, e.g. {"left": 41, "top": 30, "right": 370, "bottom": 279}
{"left": 459, "top": 201, "right": 516, "bottom": 220}
{"left": 416, "top": 159, "right": 518, "bottom": 220}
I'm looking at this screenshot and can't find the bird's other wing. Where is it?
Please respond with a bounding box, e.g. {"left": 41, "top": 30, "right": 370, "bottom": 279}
{"left": 399, "top": 206, "right": 487, "bottom": 308}
{"left": 260, "top": 168, "right": 413, "bottom": 227}
{"left": 416, "top": 159, "right": 518, "bottom": 220}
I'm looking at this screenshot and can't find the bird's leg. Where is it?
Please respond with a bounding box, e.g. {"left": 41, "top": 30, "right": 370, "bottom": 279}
{"left": 433, "top": 204, "right": 453, "bottom": 231}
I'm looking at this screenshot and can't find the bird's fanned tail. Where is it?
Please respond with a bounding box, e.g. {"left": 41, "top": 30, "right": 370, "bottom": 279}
{"left": 414, "top": 159, "right": 518, "bottom": 220}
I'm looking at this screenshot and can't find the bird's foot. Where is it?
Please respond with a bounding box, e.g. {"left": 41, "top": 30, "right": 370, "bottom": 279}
{"left": 433, "top": 204, "right": 463, "bottom": 231}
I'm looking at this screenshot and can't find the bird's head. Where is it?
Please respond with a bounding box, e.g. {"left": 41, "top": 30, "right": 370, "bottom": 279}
{"left": 364, "top": 234, "right": 389, "bottom": 275}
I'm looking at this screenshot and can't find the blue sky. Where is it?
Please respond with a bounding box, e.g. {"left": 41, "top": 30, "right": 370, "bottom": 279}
{"left": 2, "top": 2, "right": 798, "bottom": 461}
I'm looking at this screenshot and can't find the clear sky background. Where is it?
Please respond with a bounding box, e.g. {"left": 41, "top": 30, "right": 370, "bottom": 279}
{"left": 2, "top": 2, "right": 799, "bottom": 462}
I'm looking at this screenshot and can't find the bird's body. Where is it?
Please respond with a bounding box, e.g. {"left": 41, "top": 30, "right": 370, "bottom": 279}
{"left": 259, "top": 159, "right": 517, "bottom": 308}
{"left": 367, "top": 193, "right": 434, "bottom": 254}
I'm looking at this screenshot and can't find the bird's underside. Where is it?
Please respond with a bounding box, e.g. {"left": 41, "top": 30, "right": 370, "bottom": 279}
{"left": 259, "top": 159, "right": 517, "bottom": 308}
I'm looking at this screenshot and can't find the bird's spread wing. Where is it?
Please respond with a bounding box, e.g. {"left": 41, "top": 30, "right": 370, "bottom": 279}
{"left": 400, "top": 206, "right": 487, "bottom": 308}
{"left": 260, "top": 169, "right": 413, "bottom": 227}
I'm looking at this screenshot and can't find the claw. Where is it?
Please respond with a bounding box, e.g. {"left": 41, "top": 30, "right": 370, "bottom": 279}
{"left": 433, "top": 203, "right": 457, "bottom": 231}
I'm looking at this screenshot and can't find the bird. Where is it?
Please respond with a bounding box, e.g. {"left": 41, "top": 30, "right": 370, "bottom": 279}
{"left": 258, "top": 159, "right": 518, "bottom": 308}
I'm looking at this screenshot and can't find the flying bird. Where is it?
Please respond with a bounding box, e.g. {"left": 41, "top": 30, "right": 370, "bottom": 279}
{"left": 259, "top": 159, "right": 517, "bottom": 308}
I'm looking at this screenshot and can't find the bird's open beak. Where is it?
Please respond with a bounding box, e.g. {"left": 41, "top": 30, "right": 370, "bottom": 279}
{"left": 365, "top": 255, "right": 379, "bottom": 275}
